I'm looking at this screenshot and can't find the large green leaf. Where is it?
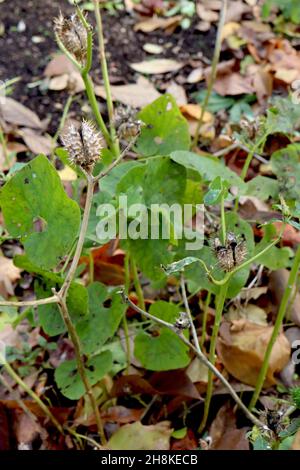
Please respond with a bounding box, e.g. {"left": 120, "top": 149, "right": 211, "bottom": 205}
{"left": 54, "top": 351, "right": 113, "bottom": 400}
{"left": 271, "top": 144, "right": 300, "bottom": 201}
{"left": 134, "top": 301, "right": 190, "bottom": 371}
{"left": 0, "top": 155, "right": 80, "bottom": 269}
{"left": 170, "top": 151, "right": 245, "bottom": 190}
{"left": 136, "top": 94, "right": 190, "bottom": 157}
{"left": 76, "top": 282, "right": 126, "bottom": 355}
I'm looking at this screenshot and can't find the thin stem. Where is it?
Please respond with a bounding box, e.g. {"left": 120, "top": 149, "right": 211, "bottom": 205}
{"left": 123, "top": 251, "right": 131, "bottom": 374}
{"left": 131, "top": 256, "right": 145, "bottom": 311}
{"left": 220, "top": 191, "right": 226, "bottom": 245}
{"left": 192, "top": 0, "right": 227, "bottom": 148}
{"left": 121, "top": 291, "right": 265, "bottom": 430}
{"left": 199, "top": 282, "right": 229, "bottom": 432}
{"left": 201, "top": 291, "right": 212, "bottom": 348}
{"left": 81, "top": 72, "right": 111, "bottom": 146}
{"left": 93, "top": 137, "right": 137, "bottom": 183}
{"left": 59, "top": 175, "right": 94, "bottom": 299}
{"left": 56, "top": 295, "right": 106, "bottom": 443}
{"left": 249, "top": 244, "right": 300, "bottom": 410}
{"left": 0, "top": 354, "right": 64, "bottom": 434}
{"left": 0, "top": 296, "right": 58, "bottom": 308}
{"left": 180, "top": 275, "right": 200, "bottom": 354}
{"left": 93, "top": 0, "right": 119, "bottom": 156}
{"left": 0, "top": 127, "right": 9, "bottom": 167}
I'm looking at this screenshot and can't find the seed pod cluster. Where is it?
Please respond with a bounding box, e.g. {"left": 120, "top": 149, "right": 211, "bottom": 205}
{"left": 175, "top": 311, "right": 191, "bottom": 331}
{"left": 114, "top": 106, "right": 143, "bottom": 141}
{"left": 61, "top": 120, "right": 103, "bottom": 172}
{"left": 54, "top": 12, "right": 88, "bottom": 65}
{"left": 213, "top": 232, "right": 247, "bottom": 272}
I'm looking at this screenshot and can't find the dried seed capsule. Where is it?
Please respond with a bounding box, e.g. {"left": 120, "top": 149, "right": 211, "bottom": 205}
{"left": 114, "top": 105, "right": 143, "bottom": 141}
{"left": 175, "top": 311, "right": 191, "bottom": 330}
{"left": 54, "top": 12, "right": 88, "bottom": 65}
{"left": 61, "top": 120, "right": 103, "bottom": 172}
{"left": 212, "top": 232, "right": 247, "bottom": 272}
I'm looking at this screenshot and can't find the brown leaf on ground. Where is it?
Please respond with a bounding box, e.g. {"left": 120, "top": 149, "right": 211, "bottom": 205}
{"left": 108, "top": 420, "right": 173, "bottom": 450}
{"left": 18, "top": 128, "right": 52, "bottom": 155}
{"left": 80, "top": 243, "right": 125, "bottom": 286}
{"left": 95, "top": 76, "right": 160, "bottom": 108}
{"left": 216, "top": 321, "right": 290, "bottom": 387}
{"left": 0, "top": 97, "right": 43, "bottom": 129}
{"left": 268, "top": 39, "right": 300, "bottom": 84}
{"left": 166, "top": 81, "right": 187, "bottom": 106}
{"left": 0, "top": 403, "right": 10, "bottom": 450}
{"left": 44, "top": 54, "right": 75, "bottom": 77}
{"left": 0, "top": 256, "right": 21, "bottom": 297}
{"left": 130, "top": 59, "right": 184, "bottom": 75}
{"left": 273, "top": 222, "right": 300, "bottom": 247}
{"left": 134, "top": 15, "right": 182, "bottom": 33}
{"left": 214, "top": 72, "right": 254, "bottom": 96}
{"left": 291, "top": 429, "right": 300, "bottom": 450}
{"left": 14, "top": 412, "right": 46, "bottom": 447}
{"left": 209, "top": 402, "right": 250, "bottom": 450}
{"left": 101, "top": 406, "right": 143, "bottom": 424}
{"left": 226, "top": 304, "right": 268, "bottom": 326}
{"left": 269, "top": 270, "right": 300, "bottom": 327}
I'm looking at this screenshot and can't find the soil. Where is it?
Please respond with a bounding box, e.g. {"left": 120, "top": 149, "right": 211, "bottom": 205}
{"left": 0, "top": 0, "right": 215, "bottom": 134}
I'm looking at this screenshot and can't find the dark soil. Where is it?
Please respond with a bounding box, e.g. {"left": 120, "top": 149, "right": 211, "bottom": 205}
{"left": 0, "top": 0, "right": 215, "bottom": 134}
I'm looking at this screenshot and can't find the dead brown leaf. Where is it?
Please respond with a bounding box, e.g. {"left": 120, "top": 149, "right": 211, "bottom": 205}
{"left": 95, "top": 76, "right": 160, "bottom": 108}
{"left": 108, "top": 421, "right": 173, "bottom": 450}
{"left": 214, "top": 72, "right": 254, "bottom": 96}
{"left": 130, "top": 59, "right": 184, "bottom": 75}
{"left": 217, "top": 321, "right": 290, "bottom": 387}
{"left": 209, "top": 402, "right": 250, "bottom": 450}
{"left": 0, "top": 98, "right": 43, "bottom": 129}
{"left": 134, "top": 15, "right": 182, "bottom": 33}
{"left": 18, "top": 128, "right": 52, "bottom": 156}
{"left": 44, "top": 54, "right": 76, "bottom": 77}
{"left": 166, "top": 81, "right": 187, "bottom": 106}
{"left": 0, "top": 256, "right": 21, "bottom": 297}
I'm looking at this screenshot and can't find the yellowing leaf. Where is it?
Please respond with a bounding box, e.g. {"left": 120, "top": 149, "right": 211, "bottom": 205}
{"left": 108, "top": 421, "right": 173, "bottom": 450}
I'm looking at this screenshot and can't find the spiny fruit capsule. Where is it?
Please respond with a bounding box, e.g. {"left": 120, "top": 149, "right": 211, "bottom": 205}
{"left": 61, "top": 120, "right": 103, "bottom": 172}
{"left": 212, "top": 232, "right": 247, "bottom": 272}
{"left": 54, "top": 12, "right": 88, "bottom": 65}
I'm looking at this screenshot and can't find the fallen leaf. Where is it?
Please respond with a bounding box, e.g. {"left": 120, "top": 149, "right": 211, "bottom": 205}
{"left": 130, "top": 59, "right": 184, "bottom": 75}
{"left": 44, "top": 54, "right": 75, "bottom": 77}
{"left": 209, "top": 402, "right": 249, "bottom": 450}
{"left": 214, "top": 72, "right": 254, "bottom": 96}
{"left": 180, "top": 103, "right": 213, "bottom": 123}
{"left": 0, "top": 256, "right": 21, "bottom": 297}
{"left": 227, "top": 304, "right": 268, "bottom": 326}
{"left": 269, "top": 270, "right": 300, "bottom": 327}
{"left": 14, "top": 412, "right": 46, "bottom": 446}
{"left": 196, "top": 4, "right": 218, "bottom": 22}
{"left": 143, "top": 43, "right": 164, "bottom": 54}
{"left": 95, "top": 76, "right": 160, "bottom": 108}
{"left": 186, "top": 66, "right": 204, "bottom": 84}
{"left": 58, "top": 166, "right": 78, "bottom": 181}
{"left": 273, "top": 222, "right": 300, "bottom": 247}
{"left": 291, "top": 429, "right": 300, "bottom": 450}
{"left": 186, "top": 357, "right": 209, "bottom": 383}
{"left": 166, "top": 81, "right": 187, "bottom": 106}
{"left": 101, "top": 406, "right": 143, "bottom": 424}
{"left": 217, "top": 321, "right": 290, "bottom": 387}
{"left": 80, "top": 243, "right": 125, "bottom": 285}
{"left": 0, "top": 98, "right": 43, "bottom": 129}
{"left": 19, "top": 128, "right": 52, "bottom": 155}
{"left": 134, "top": 15, "right": 182, "bottom": 33}
{"left": 222, "top": 22, "right": 241, "bottom": 40}
{"left": 48, "top": 74, "right": 69, "bottom": 91}
{"left": 108, "top": 421, "right": 173, "bottom": 450}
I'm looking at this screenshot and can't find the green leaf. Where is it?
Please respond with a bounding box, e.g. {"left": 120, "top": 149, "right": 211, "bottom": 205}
{"left": 136, "top": 94, "right": 190, "bottom": 157}
{"left": 135, "top": 328, "right": 190, "bottom": 371}
{"left": 245, "top": 176, "right": 279, "bottom": 201}
{"left": 193, "top": 90, "right": 235, "bottom": 113}
{"left": 0, "top": 155, "right": 80, "bottom": 269}
{"left": 101, "top": 161, "right": 142, "bottom": 197}
{"left": 204, "top": 177, "right": 229, "bottom": 205}
{"left": 162, "top": 256, "right": 201, "bottom": 275}
{"left": 54, "top": 351, "right": 113, "bottom": 400}
{"left": 172, "top": 427, "right": 187, "bottom": 439}
{"left": 265, "top": 97, "right": 300, "bottom": 136}
{"left": 76, "top": 282, "right": 126, "bottom": 355}
{"left": 271, "top": 144, "right": 300, "bottom": 201}
{"left": 14, "top": 254, "right": 88, "bottom": 336}
{"left": 255, "top": 224, "right": 293, "bottom": 270}
{"left": 170, "top": 151, "right": 245, "bottom": 190}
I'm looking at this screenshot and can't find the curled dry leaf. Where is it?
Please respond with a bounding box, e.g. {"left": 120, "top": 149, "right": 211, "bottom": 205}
{"left": 216, "top": 321, "right": 290, "bottom": 387}
{"left": 108, "top": 420, "right": 173, "bottom": 450}
{"left": 95, "top": 76, "right": 160, "bottom": 108}
{"left": 269, "top": 269, "right": 300, "bottom": 327}
{"left": 186, "top": 357, "right": 209, "bottom": 384}
{"left": 0, "top": 256, "right": 21, "bottom": 297}
{"left": 130, "top": 59, "right": 184, "bottom": 75}
{"left": 209, "top": 402, "right": 249, "bottom": 450}
{"left": 0, "top": 98, "right": 43, "bottom": 129}
{"left": 186, "top": 66, "right": 204, "bottom": 84}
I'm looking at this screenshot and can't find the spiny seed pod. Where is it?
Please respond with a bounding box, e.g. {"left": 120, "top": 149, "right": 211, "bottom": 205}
{"left": 114, "top": 105, "right": 144, "bottom": 141}
{"left": 175, "top": 311, "right": 191, "bottom": 331}
{"left": 54, "top": 12, "right": 88, "bottom": 65}
{"left": 212, "top": 232, "right": 247, "bottom": 272}
{"left": 61, "top": 120, "right": 103, "bottom": 172}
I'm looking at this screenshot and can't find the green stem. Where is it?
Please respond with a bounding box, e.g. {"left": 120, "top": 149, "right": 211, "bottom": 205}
{"left": 0, "top": 354, "right": 64, "bottom": 434}
{"left": 201, "top": 291, "right": 212, "bottom": 348}
{"left": 123, "top": 252, "right": 131, "bottom": 374}
{"left": 131, "top": 256, "right": 145, "bottom": 311}
{"left": 249, "top": 244, "right": 300, "bottom": 411}
{"left": 0, "top": 127, "right": 9, "bottom": 168}
{"left": 192, "top": 0, "right": 227, "bottom": 148}
{"left": 220, "top": 192, "right": 226, "bottom": 245}
{"left": 199, "top": 281, "right": 229, "bottom": 433}
{"left": 93, "top": 0, "right": 119, "bottom": 156}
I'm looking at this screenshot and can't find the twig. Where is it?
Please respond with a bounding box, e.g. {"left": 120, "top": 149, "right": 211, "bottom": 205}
{"left": 192, "top": 0, "right": 228, "bottom": 148}
{"left": 93, "top": 137, "right": 137, "bottom": 183}
{"left": 121, "top": 291, "right": 266, "bottom": 430}
{"left": 0, "top": 296, "right": 58, "bottom": 308}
